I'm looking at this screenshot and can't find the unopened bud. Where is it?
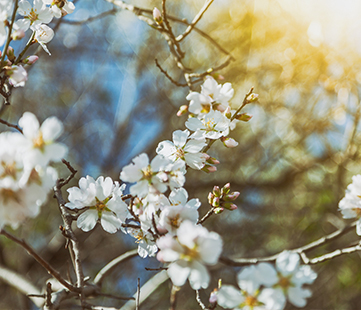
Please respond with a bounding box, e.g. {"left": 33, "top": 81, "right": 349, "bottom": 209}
{"left": 206, "top": 156, "right": 220, "bottom": 165}
{"left": 11, "top": 29, "right": 25, "bottom": 40}
{"left": 211, "top": 72, "right": 224, "bottom": 80}
{"left": 213, "top": 207, "right": 224, "bottom": 214}
{"left": 23, "top": 55, "right": 39, "bottom": 65}
{"left": 223, "top": 202, "right": 237, "bottom": 210}
{"left": 213, "top": 186, "right": 221, "bottom": 197}
{"left": 177, "top": 105, "right": 188, "bottom": 116}
{"left": 6, "top": 46, "right": 15, "bottom": 61}
{"left": 202, "top": 165, "right": 217, "bottom": 173}
{"left": 209, "top": 290, "right": 218, "bottom": 304}
{"left": 235, "top": 113, "right": 253, "bottom": 122}
{"left": 153, "top": 7, "right": 163, "bottom": 24}
{"left": 221, "top": 137, "right": 238, "bottom": 148}
{"left": 224, "top": 106, "right": 232, "bottom": 119}
{"left": 221, "top": 183, "right": 231, "bottom": 195}
{"left": 224, "top": 191, "right": 240, "bottom": 201}
{"left": 208, "top": 192, "right": 215, "bottom": 204}
{"left": 213, "top": 196, "right": 220, "bottom": 207}
{"left": 247, "top": 93, "right": 259, "bottom": 103}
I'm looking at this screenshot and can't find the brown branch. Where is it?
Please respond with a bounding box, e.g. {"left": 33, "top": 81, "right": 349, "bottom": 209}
{"left": 176, "top": 0, "right": 214, "bottom": 42}
{"left": 155, "top": 59, "right": 188, "bottom": 87}
{"left": 61, "top": 8, "right": 118, "bottom": 25}
{"left": 197, "top": 206, "right": 216, "bottom": 225}
{"left": 0, "top": 118, "right": 23, "bottom": 133}
{"left": 188, "top": 56, "right": 234, "bottom": 79}
{"left": 195, "top": 290, "right": 207, "bottom": 310}
{"left": 0, "top": 229, "right": 78, "bottom": 292}
{"left": 136, "top": 278, "right": 140, "bottom": 310}
{"left": 220, "top": 220, "right": 358, "bottom": 266}
{"left": 307, "top": 242, "right": 361, "bottom": 264}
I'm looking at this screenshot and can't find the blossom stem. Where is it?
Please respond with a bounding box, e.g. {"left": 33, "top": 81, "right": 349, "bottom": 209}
{"left": 0, "top": 0, "right": 19, "bottom": 68}
{"left": 14, "top": 32, "right": 36, "bottom": 65}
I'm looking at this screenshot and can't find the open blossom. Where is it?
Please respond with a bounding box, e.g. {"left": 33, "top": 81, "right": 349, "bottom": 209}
{"left": 186, "top": 76, "right": 234, "bottom": 115}
{"left": 43, "top": 0, "right": 75, "bottom": 18}
{"left": 186, "top": 110, "right": 230, "bottom": 140}
{"left": 33, "top": 24, "right": 54, "bottom": 55}
{"left": 15, "top": 0, "right": 53, "bottom": 32}
{"left": 120, "top": 153, "right": 171, "bottom": 198}
{"left": 157, "top": 220, "right": 222, "bottom": 290}
{"left": 17, "top": 112, "right": 67, "bottom": 169}
{"left": 338, "top": 174, "right": 361, "bottom": 235}
{"left": 6, "top": 65, "right": 28, "bottom": 87}
{"left": 0, "top": 0, "right": 13, "bottom": 45}
{"left": 156, "top": 129, "right": 207, "bottom": 170}
{"left": 66, "top": 176, "right": 129, "bottom": 233}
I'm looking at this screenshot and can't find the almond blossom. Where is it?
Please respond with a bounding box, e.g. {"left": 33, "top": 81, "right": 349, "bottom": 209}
{"left": 0, "top": 0, "right": 13, "bottom": 46}
{"left": 6, "top": 65, "right": 28, "bottom": 87}
{"left": 338, "top": 174, "right": 361, "bottom": 235}
{"left": 33, "top": 23, "right": 54, "bottom": 55}
{"left": 156, "top": 129, "right": 207, "bottom": 170}
{"left": 186, "top": 110, "right": 231, "bottom": 140}
{"left": 17, "top": 112, "right": 67, "bottom": 169}
{"left": 43, "top": 0, "right": 75, "bottom": 18}
{"left": 66, "top": 176, "right": 129, "bottom": 233}
{"left": 157, "top": 220, "right": 223, "bottom": 290}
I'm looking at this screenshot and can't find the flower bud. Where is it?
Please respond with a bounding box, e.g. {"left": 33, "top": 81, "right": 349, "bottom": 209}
{"left": 11, "top": 29, "right": 25, "bottom": 40}
{"left": 23, "top": 55, "right": 39, "bottom": 65}
{"left": 221, "top": 137, "right": 238, "bottom": 148}
{"left": 224, "top": 191, "right": 240, "bottom": 201}
{"left": 224, "top": 106, "right": 232, "bottom": 119}
{"left": 223, "top": 202, "right": 237, "bottom": 210}
{"left": 6, "top": 46, "right": 15, "bottom": 61}
{"left": 213, "top": 207, "right": 224, "bottom": 214}
{"left": 235, "top": 113, "right": 253, "bottom": 122}
{"left": 209, "top": 290, "right": 218, "bottom": 304}
{"left": 208, "top": 192, "right": 215, "bottom": 204}
{"left": 177, "top": 105, "right": 188, "bottom": 116}
{"left": 221, "top": 183, "right": 231, "bottom": 195}
{"left": 247, "top": 93, "right": 259, "bottom": 103}
{"left": 153, "top": 7, "right": 163, "bottom": 24}
{"left": 212, "top": 196, "right": 220, "bottom": 207}
{"left": 206, "top": 156, "right": 220, "bottom": 165}
{"left": 213, "top": 185, "right": 221, "bottom": 197}
{"left": 202, "top": 165, "right": 217, "bottom": 173}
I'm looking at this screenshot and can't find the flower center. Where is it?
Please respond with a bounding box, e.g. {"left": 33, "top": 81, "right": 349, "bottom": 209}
{"left": 244, "top": 295, "right": 258, "bottom": 307}
{"left": 204, "top": 118, "right": 215, "bottom": 131}
{"left": 142, "top": 166, "right": 153, "bottom": 180}
{"left": 169, "top": 214, "right": 181, "bottom": 228}
{"left": 175, "top": 148, "right": 185, "bottom": 159}
{"left": 180, "top": 245, "right": 199, "bottom": 261}
{"left": 27, "top": 9, "right": 39, "bottom": 23}
{"left": 1, "top": 188, "right": 20, "bottom": 204}
{"left": 278, "top": 275, "right": 292, "bottom": 289}
{"left": 0, "top": 161, "right": 17, "bottom": 179}
{"left": 33, "top": 132, "right": 45, "bottom": 150}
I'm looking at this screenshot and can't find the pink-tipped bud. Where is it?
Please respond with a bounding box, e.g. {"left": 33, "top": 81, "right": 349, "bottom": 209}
{"left": 206, "top": 156, "right": 220, "bottom": 165}
{"left": 11, "top": 29, "right": 25, "bottom": 40}
{"left": 221, "top": 183, "right": 231, "bottom": 195}
{"left": 223, "top": 202, "right": 237, "bottom": 210}
{"left": 208, "top": 192, "right": 215, "bottom": 204}
{"left": 221, "top": 137, "right": 238, "bottom": 148}
{"left": 202, "top": 165, "right": 217, "bottom": 173}
{"left": 202, "top": 153, "right": 211, "bottom": 161}
{"left": 235, "top": 113, "right": 253, "bottom": 122}
{"left": 23, "top": 55, "right": 39, "bottom": 65}
{"left": 209, "top": 291, "right": 218, "bottom": 304}
{"left": 224, "top": 191, "right": 240, "bottom": 201}
{"left": 177, "top": 105, "right": 188, "bottom": 116}
{"left": 213, "top": 196, "right": 220, "bottom": 207}
{"left": 215, "top": 103, "right": 226, "bottom": 113}
{"left": 224, "top": 106, "right": 232, "bottom": 119}
{"left": 153, "top": 7, "right": 163, "bottom": 24}
{"left": 214, "top": 207, "right": 224, "bottom": 214}
{"left": 6, "top": 46, "right": 15, "bottom": 61}
{"left": 247, "top": 93, "right": 259, "bottom": 103}
{"left": 213, "top": 185, "right": 221, "bottom": 197}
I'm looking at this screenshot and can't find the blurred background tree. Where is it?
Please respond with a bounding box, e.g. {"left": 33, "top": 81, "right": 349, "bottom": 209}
{"left": 1, "top": 0, "right": 361, "bottom": 309}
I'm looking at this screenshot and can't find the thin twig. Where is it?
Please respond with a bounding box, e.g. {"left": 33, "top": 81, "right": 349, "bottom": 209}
{"left": 220, "top": 220, "right": 358, "bottom": 266}
{"left": 197, "top": 206, "right": 215, "bottom": 225}
{"left": 0, "top": 118, "right": 23, "bottom": 133}
{"left": 136, "top": 278, "right": 140, "bottom": 310}
{"left": 188, "top": 56, "right": 234, "bottom": 79}
{"left": 0, "top": 229, "right": 78, "bottom": 292}
{"left": 308, "top": 242, "right": 361, "bottom": 264}
{"left": 176, "top": 0, "right": 214, "bottom": 42}
{"left": 155, "top": 59, "right": 188, "bottom": 87}
{"left": 195, "top": 290, "right": 207, "bottom": 310}
{"left": 62, "top": 8, "right": 118, "bottom": 25}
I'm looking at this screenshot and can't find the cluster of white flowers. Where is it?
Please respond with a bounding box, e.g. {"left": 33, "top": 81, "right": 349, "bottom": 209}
{"left": 0, "top": 112, "right": 67, "bottom": 229}
{"left": 0, "top": 0, "right": 75, "bottom": 87}
{"left": 216, "top": 251, "right": 317, "bottom": 310}
{"left": 338, "top": 174, "right": 361, "bottom": 235}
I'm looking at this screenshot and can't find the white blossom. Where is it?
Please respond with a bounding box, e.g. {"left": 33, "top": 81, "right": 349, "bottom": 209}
{"left": 43, "top": 0, "right": 75, "bottom": 18}
{"left": 6, "top": 65, "right": 28, "bottom": 87}
{"left": 16, "top": 0, "right": 53, "bottom": 32}
{"left": 33, "top": 24, "right": 54, "bottom": 55}
{"left": 66, "top": 176, "right": 129, "bottom": 233}
{"left": 156, "top": 129, "right": 207, "bottom": 170}
{"left": 157, "top": 220, "right": 222, "bottom": 290}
